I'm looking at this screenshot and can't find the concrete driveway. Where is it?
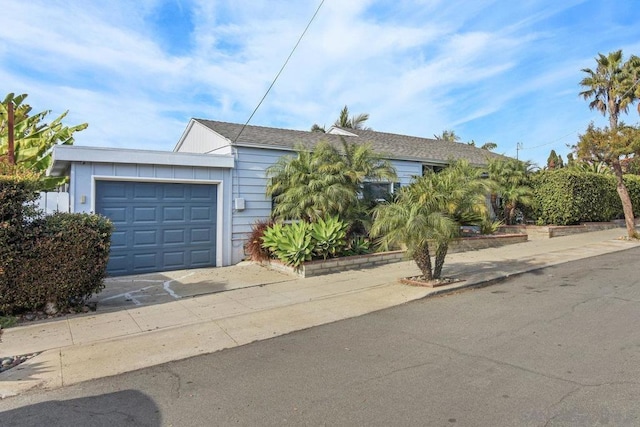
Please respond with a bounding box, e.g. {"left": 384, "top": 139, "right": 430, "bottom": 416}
{"left": 97, "top": 262, "right": 296, "bottom": 309}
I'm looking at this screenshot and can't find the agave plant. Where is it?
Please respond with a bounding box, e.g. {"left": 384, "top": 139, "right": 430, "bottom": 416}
{"left": 309, "top": 216, "right": 348, "bottom": 259}
{"left": 261, "top": 222, "right": 314, "bottom": 268}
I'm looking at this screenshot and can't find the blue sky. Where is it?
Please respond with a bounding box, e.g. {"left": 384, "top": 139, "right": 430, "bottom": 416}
{"left": 2, "top": 0, "right": 640, "bottom": 167}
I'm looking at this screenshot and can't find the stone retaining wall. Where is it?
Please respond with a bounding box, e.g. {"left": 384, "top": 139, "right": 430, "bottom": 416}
{"left": 499, "top": 221, "right": 624, "bottom": 240}
{"left": 263, "top": 233, "right": 527, "bottom": 278}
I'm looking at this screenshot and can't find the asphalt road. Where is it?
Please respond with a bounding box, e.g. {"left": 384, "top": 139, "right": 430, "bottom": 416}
{"left": 1, "top": 247, "right": 640, "bottom": 426}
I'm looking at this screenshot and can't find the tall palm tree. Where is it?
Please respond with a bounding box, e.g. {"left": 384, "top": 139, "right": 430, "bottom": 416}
{"left": 579, "top": 50, "right": 638, "bottom": 130}
{"left": 579, "top": 50, "right": 640, "bottom": 238}
{"left": 371, "top": 161, "right": 488, "bottom": 280}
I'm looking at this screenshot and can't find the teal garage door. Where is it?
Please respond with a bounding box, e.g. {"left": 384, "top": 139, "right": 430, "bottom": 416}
{"left": 96, "top": 181, "right": 217, "bottom": 276}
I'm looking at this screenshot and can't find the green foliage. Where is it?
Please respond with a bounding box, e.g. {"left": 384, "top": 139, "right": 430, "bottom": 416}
{"left": 371, "top": 160, "right": 488, "bottom": 280}
{"left": 486, "top": 158, "right": 534, "bottom": 225}
{"left": 0, "top": 213, "right": 113, "bottom": 314}
{"left": 266, "top": 139, "right": 396, "bottom": 225}
{"left": 1, "top": 171, "right": 112, "bottom": 314}
{"left": 623, "top": 175, "right": 640, "bottom": 215}
{"left": 345, "top": 235, "right": 371, "bottom": 256}
{"left": 310, "top": 216, "right": 348, "bottom": 259}
{"left": 261, "top": 217, "right": 352, "bottom": 267}
{"left": 0, "top": 315, "right": 18, "bottom": 329}
{"left": 480, "top": 218, "right": 504, "bottom": 235}
{"left": 1, "top": 93, "right": 88, "bottom": 190}
{"left": 531, "top": 169, "right": 620, "bottom": 225}
{"left": 262, "top": 222, "right": 314, "bottom": 268}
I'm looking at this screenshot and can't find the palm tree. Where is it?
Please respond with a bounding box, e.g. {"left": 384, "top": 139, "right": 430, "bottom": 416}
{"left": 579, "top": 50, "right": 640, "bottom": 238}
{"left": 579, "top": 50, "right": 638, "bottom": 130}
{"left": 266, "top": 144, "right": 353, "bottom": 222}
{"left": 266, "top": 140, "right": 397, "bottom": 224}
{"left": 486, "top": 158, "right": 533, "bottom": 225}
{"left": 433, "top": 130, "right": 461, "bottom": 142}
{"left": 334, "top": 105, "right": 371, "bottom": 130}
{"left": 371, "top": 161, "right": 488, "bottom": 280}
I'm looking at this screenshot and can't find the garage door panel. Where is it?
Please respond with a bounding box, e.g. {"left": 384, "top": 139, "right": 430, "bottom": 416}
{"left": 96, "top": 181, "right": 217, "bottom": 276}
{"left": 163, "top": 185, "right": 187, "bottom": 200}
{"left": 163, "top": 251, "right": 186, "bottom": 268}
{"left": 134, "top": 183, "right": 158, "bottom": 199}
{"left": 133, "top": 230, "right": 158, "bottom": 246}
{"left": 163, "top": 206, "right": 185, "bottom": 222}
{"left": 133, "top": 207, "right": 158, "bottom": 223}
{"left": 133, "top": 253, "right": 158, "bottom": 270}
{"left": 163, "top": 229, "right": 186, "bottom": 245}
{"left": 190, "top": 228, "right": 212, "bottom": 243}
{"left": 100, "top": 182, "right": 128, "bottom": 199}
{"left": 111, "top": 230, "right": 129, "bottom": 248}
{"left": 190, "top": 185, "right": 214, "bottom": 200}
{"left": 190, "top": 206, "right": 213, "bottom": 221}
{"left": 102, "top": 207, "right": 128, "bottom": 223}
{"left": 191, "top": 249, "right": 213, "bottom": 265}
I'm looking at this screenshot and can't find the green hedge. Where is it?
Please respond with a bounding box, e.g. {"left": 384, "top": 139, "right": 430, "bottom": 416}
{"left": 0, "top": 170, "right": 113, "bottom": 315}
{"left": 530, "top": 169, "right": 640, "bottom": 225}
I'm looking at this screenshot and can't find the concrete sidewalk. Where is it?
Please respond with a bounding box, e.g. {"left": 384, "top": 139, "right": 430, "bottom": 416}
{"left": 1, "top": 228, "right": 639, "bottom": 398}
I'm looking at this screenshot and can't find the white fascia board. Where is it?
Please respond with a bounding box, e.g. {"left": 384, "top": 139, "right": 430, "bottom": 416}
{"left": 48, "top": 145, "right": 234, "bottom": 176}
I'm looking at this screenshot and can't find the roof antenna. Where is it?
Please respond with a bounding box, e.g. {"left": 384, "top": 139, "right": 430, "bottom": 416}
{"left": 232, "top": 0, "right": 325, "bottom": 143}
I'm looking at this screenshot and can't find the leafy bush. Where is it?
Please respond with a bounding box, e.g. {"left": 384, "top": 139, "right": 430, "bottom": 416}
{"left": 309, "top": 216, "right": 348, "bottom": 259}
{"left": 244, "top": 219, "right": 273, "bottom": 262}
{"left": 262, "top": 222, "right": 314, "bottom": 268}
{"left": 622, "top": 175, "right": 640, "bottom": 217}
{"left": 531, "top": 169, "right": 618, "bottom": 225}
{"left": 0, "top": 211, "right": 113, "bottom": 314}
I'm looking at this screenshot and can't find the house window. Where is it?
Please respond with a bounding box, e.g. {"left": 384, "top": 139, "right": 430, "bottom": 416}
{"left": 361, "top": 182, "right": 399, "bottom": 202}
{"left": 422, "top": 164, "right": 446, "bottom": 175}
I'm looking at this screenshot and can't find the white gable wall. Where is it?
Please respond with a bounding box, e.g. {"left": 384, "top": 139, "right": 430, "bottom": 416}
{"left": 174, "top": 120, "right": 233, "bottom": 154}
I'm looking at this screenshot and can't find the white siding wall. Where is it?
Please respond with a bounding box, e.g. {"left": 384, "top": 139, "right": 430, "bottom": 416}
{"left": 69, "top": 161, "right": 234, "bottom": 266}
{"left": 390, "top": 159, "right": 422, "bottom": 186}
{"left": 175, "top": 121, "right": 233, "bottom": 154}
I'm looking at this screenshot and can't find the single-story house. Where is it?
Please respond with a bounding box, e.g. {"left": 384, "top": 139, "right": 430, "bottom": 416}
{"left": 48, "top": 119, "right": 506, "bottom": 276}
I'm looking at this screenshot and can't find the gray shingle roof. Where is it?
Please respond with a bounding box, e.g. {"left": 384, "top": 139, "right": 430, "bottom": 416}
{"left": 194, "top": 119, "right": 508, "bottom": 166}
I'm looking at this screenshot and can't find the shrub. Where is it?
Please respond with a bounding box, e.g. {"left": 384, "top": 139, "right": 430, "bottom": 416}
{"left": 531, "top": 169, "right": 618, "bottom": 225}
{"left": 244, "top": 219, "right": 273, "bottom": 262}
{"left": 0, "top": 213, "right": 113, "bottom": 314}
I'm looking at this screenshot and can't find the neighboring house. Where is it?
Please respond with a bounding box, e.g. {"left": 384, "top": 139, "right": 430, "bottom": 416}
{"left": 48, "top": 119, "right": 505, "bottom": 276}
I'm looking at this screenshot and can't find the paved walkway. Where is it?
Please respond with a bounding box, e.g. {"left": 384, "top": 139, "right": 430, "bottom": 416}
{"left": 1, "top": 228, "right": 639, "bottom": 398}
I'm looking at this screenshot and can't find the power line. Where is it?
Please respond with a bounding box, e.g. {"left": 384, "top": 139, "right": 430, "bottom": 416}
{"left": 233, "top": 0, "right": 325, "bottom": 143}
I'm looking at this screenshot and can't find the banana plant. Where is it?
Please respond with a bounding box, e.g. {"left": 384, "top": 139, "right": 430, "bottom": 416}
{"left": 1, "top": 93, "right": 88, "bottom": 190}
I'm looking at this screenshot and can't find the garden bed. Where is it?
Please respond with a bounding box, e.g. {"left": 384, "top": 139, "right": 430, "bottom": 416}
{"left": 261, "top": 233, "right": 528, "bottom": 278}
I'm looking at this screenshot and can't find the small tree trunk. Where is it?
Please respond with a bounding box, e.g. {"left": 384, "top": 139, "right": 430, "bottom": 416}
{"left": 433, "top": 242, "right": 449, "bottom": 279}
{"left": 412, "top": 241, "right": 433, "bottom": 280}
{"left": 613, "top": 162, "right": 637, "bottom": 238}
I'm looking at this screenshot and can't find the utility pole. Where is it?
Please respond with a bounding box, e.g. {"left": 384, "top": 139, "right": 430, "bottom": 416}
{"left": 8, "top": 100, "right": 15, "bottom": 165}
{"left": 516, "top": 142, "right": 523, "bottom": 160}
